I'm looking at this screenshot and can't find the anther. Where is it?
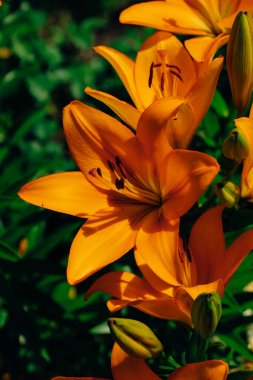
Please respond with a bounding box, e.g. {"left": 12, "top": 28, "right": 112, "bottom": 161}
{"left": 108, "top": 160, "right": 115, "bottom": 172}
{"left": 169, "top": 70, "right": 183, "bottom": 82}
{"left": 115, "top": 156, "right": 127, "bottom": 178}
{"left": 115, "top": 178, "right": 125, "bottom": 190}
{"left": 97, "top": 168, "right": 102, "bottom": 177}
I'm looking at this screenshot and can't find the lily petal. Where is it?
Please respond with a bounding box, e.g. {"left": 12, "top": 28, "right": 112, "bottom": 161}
{"left": 235, "top": 117, "right": 253, "bottom": 199}
{"left": 136, "top": 97, "right": 186, "bottom": 167}
{"left": 218, "top": 229, "right": 253, "bottom": 286}
{"left": 18, "top": 172, "right": 107, "bottom": 218}
{"left": 168, "top": 360, "right": 228, "bottom": 380}
{"left": 135, "top": 31, "right": 196, "bottom": 107}
{"left": 85, "top": 87, "right": 141, "bottom": 130}
{"left": 67, "top": 206, "right": 146, "bottom": 285}
{"left": 93, "top": 46, "right": 143, "bottom": 110}
{"left": 120, "top": 1, "right": 212, "bottom": 35}
{"left": 160, "top": 150, "right": 220, "bottom": 220}
{"left": 187, "top": 57, "right": 224, "bottom": 129}
{"left": 63, "top": 101, "right": 148, "bottom": 187}
{"left": 135, "top": 209, "right": 182, "bottom": 285}
{"left": 189, "top": 206, "right": 226, "bottom": 284}
{"left": 111, "top": 343, "right": 160, "bottom": 380}
{"left": 185, "top": 34, "right": 228, "bottom": 62}
{"left": 86, "top": 271, "right": 164, "bottom": 301}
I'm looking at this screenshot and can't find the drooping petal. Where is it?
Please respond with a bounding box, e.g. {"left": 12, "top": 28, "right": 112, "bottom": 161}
{"left": 63, "top": 101, "right": 149, "bottom": 188}
{"left": 218, "top": 229, "right": 253, "bottom": 286}
{"left": 108, "top": 298, "right": 192, "bottom": 324}
{"left": 67, "top": 205, "right": 147, "bottom": 285}
{"left": 168, "top": 360, "right": 228, "bottom": 380}
{"left": 135, "top": 209, "right": 182, "bottom": 286}
{"left": 135, "top": 31, "right": 196, "bottom": 107}
{"left": 136, "top": 97, "right": 186, "bottom": 167}
{"left": 111, "top": 343, "right": 160, "bottom": 380}
{"left": 85, "top": 87, "right": 141, "bottom": 130}
{"left": 18, "top": 172, "right": 107, "bottom": 217}
{"left": 119, "top": 1, "right": 212, "bottom": 35}
{"left": 160, "top": 150, "right": 220, "bottom": 220}
{"left": 86, "top": 271, "right": 164, "bottom": 301}
{"left": 93, "top": 46, "right": 143, "bottom": 110}
{"left": 189, "top": 206, "right": 226, "bottom": 284}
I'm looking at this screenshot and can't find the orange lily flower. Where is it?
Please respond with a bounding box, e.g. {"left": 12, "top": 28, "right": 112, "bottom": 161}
{"left": 86, "top": 31, "right": 223, "bottom": 147}
{"left": 18, "top": 100, "right": 219, "bottom": 285}
{"left": 120, "top": 0, "right": 253, "bottom": 61}
{"left": 87, "top": 206, "right": 253, "bottom": 325}
{"left": 52, "top": 342, "right": 228, "bottom": 380}
{"left": 233, "top": 115, "right": 253, "bottom": 200}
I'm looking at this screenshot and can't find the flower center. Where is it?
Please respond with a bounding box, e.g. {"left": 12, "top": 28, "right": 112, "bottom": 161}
{"left": 148, "top": 49, "right": 183, "bottom": 98}
{"left": 89, "top": 155, "right": 161, "bottom": 206}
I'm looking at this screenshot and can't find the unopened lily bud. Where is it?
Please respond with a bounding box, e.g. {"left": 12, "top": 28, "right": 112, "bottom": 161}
{"left": 108, "top": 318, "right": 163, "bottom": 359}
{"left": 226, "top": 11, "right": 253, "bottom": 113}
{"left": 222, "top": 128, "right": 249, "bottom": 162}
{"left": 191, "top": 292, "right": 222, "bottom": 340}
{"left": 215, "top": 181, "right": 240, "bottom": 208}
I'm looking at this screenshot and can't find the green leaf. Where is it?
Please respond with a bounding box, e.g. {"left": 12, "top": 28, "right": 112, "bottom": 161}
{"left": 0, "top": 240, "right": 20, "bottom": 262}
{"left": 212, "top": 90, "right": 230, "bottom": 118}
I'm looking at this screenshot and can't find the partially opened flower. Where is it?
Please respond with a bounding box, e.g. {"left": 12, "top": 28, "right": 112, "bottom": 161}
{"left": 120, "top": 0, "right": 253, "bottom": 61}
{"left": 52, "top": 342, "right": 228, "bottom": 380}
{"left": 86, "top": 31, "right": 223, "bottom": 146}
{"left": 18, "top": 100, "right": 219, "bottom": 285}
{"left": 87, "top": 206, "right": 253, "bottom": 325}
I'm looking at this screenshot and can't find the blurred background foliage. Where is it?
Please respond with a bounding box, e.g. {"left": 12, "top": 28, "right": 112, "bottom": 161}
{"left": 1, "top": 0, "right": 253, "bottom": 379}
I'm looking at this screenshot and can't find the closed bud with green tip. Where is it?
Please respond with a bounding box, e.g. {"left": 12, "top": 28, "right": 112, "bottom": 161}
{"left": 108, "top": 318, "right": 163, "bottom": 359}
{"left": 226, "top": 11, "right": 253, "bottom": 113}
{"left": 215, "top": 181, "right": 240, "bottom": 208}
{"left": 191, "top": 292, "right": 222, "bottom": 340}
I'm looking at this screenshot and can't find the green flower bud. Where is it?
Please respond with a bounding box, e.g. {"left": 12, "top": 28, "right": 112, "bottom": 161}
{"left": 222, "top": 128, "right": 249, "bottom": 162}
{"left": 108, "top": 318, "right": 163, "bottom": 359}
{"left": 191, "top": 292, "right": 222, "bottom": 340}
{"left": 226, "top": 11, "right": 253, "bottom": 113}
{"left": 215, "top": 181, "right": 240, "bottom": 208}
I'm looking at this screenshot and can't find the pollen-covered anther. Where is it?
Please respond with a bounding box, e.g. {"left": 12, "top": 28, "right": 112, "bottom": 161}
{"left": 115, "top": 178, "right": 125, "bottom": 190}
{"left": 88, "top": 167, "right": 102, "bottom": 178}
{"left": 148, "top": 53, "right": 183, "bottom": 89}
{"left": 115, "top": 155, "right": 128, "bottom": 178}
{"left": 107, "top": 160, "right": 115, "bottom": 172}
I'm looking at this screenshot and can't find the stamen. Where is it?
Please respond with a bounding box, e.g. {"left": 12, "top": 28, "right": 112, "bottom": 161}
{"left": 170, "top": 70, "right": 183, "bottom": 82}
{"left": 166, "top": 64, "right": 181, "bottom": 74}
{"left": 88, "top": 168, "right": 97, "bottom": 177}
{"left": 148, "top": 62, "right": 154, "bottom": 88}
{"left": 115, "top": 178, "right": 125, "bottom": 190}
{"left": 178, "top": 248, "right": 184, "bottom": 263}
{"left": 115, "top": 155, "right": 127, "bottom": 178}
{"left": 107, "top": 160, "right": 115, "bottom": 172}
{"left": 161, "top": 72, "right": 165, "bottom": 91}
{"left": 97, "top": 168, "right": 102, "bottom": 177}
{"left": 185, "top": 246, "right": 192, "bottom": 263}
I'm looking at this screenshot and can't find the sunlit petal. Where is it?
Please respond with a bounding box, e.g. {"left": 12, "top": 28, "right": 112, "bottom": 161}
{"left": 67, "top": 206, "right": 146, "bottom": 284}
{"left": 160, "top": 150, "right": 220, "bottom": 220}
{"left": 18, "top": 172, "right": 107, "bottom": 217}
{"left": 85, "top": 87, "right": 141, "bottom": 130}
{"left": 120, "top": 1, "right": 212, "bottom": 35}
{"left": 93, "top": 46, "right": 143, "bottom": 109}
